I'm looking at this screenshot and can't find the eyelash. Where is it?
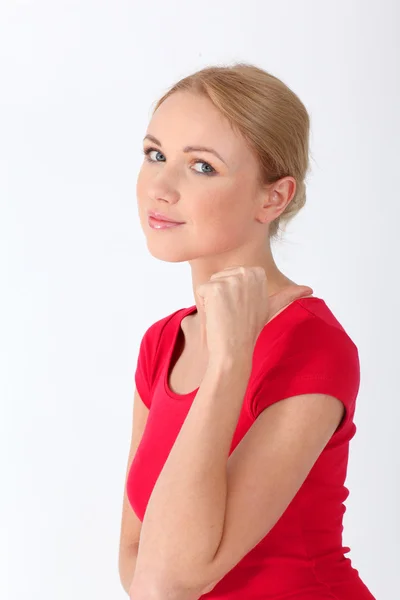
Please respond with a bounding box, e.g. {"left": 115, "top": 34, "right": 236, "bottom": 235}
{"left": 142, "top": 147, "right": 217, "bottom": 176}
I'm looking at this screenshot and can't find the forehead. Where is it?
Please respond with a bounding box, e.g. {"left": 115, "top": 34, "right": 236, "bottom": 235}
{"left": 147, "top": 91, "right": 253, "bottom": 167}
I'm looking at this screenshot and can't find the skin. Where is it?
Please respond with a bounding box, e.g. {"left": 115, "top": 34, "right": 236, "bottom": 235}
{"left": 130, "top": 92, "right": 345, "bottom": 600}
{"left": 136, "top": 90, "right": 305, "bottom": 351}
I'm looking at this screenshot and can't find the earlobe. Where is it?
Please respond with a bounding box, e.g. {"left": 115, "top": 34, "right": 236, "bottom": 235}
{"left": 254, "top": 189, "right": 277, "bottom": 224}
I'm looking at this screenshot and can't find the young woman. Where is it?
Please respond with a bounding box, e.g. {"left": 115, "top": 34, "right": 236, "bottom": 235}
{"left": 118, "top": 63, "right": 376, "bottom": 599}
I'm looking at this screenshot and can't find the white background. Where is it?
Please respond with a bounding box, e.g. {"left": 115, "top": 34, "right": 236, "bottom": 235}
{"left": 1, "top": 1, "right": 398, "bottom": 598}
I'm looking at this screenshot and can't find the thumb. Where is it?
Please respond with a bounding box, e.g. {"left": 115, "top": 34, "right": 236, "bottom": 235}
{"left": 268, "top": 285, "right": 314, "bottom": 321}
{"left": 289, "top": 285, "right": 314, "bottom": 301}
{"left": 283, "top": 285, "right": 314, "bottom": 306}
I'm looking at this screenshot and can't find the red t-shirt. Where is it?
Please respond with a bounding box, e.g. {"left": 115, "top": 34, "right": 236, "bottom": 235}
{"left": 126, "top": 297, "right": 376, "bottom": 599}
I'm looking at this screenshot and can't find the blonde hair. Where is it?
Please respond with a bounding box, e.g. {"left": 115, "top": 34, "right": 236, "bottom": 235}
{"left": 151, "top": 62, "right": 312, "bottom": 242}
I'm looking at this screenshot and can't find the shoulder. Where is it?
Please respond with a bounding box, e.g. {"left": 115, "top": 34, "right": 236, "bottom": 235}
{"left": 138, "top": 305, "right": 190, "bottom": 353}
{"left": 247, "top": 298, "right": 360, "bottom": 420}
{"left": 293, "top": 297, "right": 359, "bottom": 362}
{"left": 256, "top": 297, "right": 358, "bottom": 360}
{"left": 135, "top": 306, "right": 189, "bottom": 404}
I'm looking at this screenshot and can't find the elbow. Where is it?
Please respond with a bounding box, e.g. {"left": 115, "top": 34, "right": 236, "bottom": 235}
{"left": 128, "top": 570, "right": 204, "bottom": 600}
{"left": 118, "top": 543, "right": 139, "bottom": 596}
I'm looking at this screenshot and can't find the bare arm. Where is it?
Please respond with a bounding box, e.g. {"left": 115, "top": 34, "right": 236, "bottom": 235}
{"left": 119, "top": 544, "right": 139, "bottom": 595}
{"left": 129, "top": 358, "right": 252, "bottom": 598}
{"left": 128, "top": 354, "right": 345, "bottom": 600}
{"left": 118, "top": 387, "right": 149, "bottom": 593}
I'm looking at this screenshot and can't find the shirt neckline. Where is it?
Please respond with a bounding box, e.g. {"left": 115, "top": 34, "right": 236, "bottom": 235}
{"left": 163, "top": 297, "right": 324, "bottom": 400}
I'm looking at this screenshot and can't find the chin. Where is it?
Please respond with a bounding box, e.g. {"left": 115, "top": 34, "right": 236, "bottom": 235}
{"left": 145, "top": 242, "right": 191, "bottom": 263}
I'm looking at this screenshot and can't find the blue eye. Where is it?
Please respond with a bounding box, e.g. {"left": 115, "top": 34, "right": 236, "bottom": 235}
{"left": 143, "top": 148, "right": 165, "bottom": 162}
{"left": 142, "top": 147, "right": 217, "bottom": 176}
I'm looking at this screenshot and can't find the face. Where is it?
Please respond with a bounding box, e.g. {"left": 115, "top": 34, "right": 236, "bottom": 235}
{"left": 136, "top": 91, "right": 278, "bottom": 264}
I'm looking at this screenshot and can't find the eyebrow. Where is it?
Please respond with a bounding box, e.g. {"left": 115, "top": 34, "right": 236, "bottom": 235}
{"left": 143, "top": 134, "right": 228, "bottom": 166}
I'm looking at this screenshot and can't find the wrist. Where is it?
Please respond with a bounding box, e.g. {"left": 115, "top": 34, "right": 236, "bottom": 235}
{"left": 206, "top": 351, "right": 253, "bottom": 379}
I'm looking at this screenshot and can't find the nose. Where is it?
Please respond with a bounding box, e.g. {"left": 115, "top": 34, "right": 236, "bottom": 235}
{"left": 146, "top": 160, "right": 182, "bottom": 198}
{"left": 147, "top": 179, "right": 180, "bottom": 206}
{"left": 149, "top": 190, "right": 180, "bottom": 206}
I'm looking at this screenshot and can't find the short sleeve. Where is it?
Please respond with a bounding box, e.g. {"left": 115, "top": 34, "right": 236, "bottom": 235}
{"left": 249, "top": 319, "right": 361, "bottom": 432}
{"left": 134, "top": 321, "right": 160, "bottom": 410}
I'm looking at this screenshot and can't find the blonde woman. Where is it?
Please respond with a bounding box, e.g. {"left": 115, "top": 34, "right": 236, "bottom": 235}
{"left": 118, "top": 63, "right": 376, "bottom": 600}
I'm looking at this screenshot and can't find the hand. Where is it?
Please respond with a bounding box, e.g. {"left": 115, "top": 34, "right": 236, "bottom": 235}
{"left": 195, "top": 266, "right": 313, "bottom": 363}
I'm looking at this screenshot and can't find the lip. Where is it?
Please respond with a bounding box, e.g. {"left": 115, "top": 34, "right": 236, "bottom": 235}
{"left": 147, "top": 210, "right": 184, "bottom": 224}
{"left": 148, "top": 216, "right": 184, "bottom": 229}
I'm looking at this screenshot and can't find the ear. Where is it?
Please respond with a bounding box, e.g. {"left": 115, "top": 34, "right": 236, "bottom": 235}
{"left": 256, "top": 176, "right": 297, "bottom": 224}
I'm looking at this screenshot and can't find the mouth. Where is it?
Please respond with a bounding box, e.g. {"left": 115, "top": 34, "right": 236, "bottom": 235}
{"left": 147, "top": 210, "right": 185, "bottom": 229}
{"left": 148, "top": 215, "right": 185, "bottom": 229}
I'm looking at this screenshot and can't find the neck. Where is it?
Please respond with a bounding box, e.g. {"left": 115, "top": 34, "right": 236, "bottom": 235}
{"left": 188, "top": 243, "right": 295, "bottom": 348}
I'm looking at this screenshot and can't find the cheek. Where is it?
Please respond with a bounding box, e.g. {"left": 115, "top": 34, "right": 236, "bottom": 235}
{"left": 136, "top": 168, "right": 147, "bottom": 203}
{"left": 202, "top": 184, "right": 250, "bottom": 225}
{"left": 193, "top": 188, "right": 251, "bottom": 243}
{"left": 136, "top": 169, "right": 152, "bottom": 222}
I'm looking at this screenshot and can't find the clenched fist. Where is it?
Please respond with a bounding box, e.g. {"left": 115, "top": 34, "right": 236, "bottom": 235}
{"left": 196, "top": 266, "right": 313, "bottom": 363}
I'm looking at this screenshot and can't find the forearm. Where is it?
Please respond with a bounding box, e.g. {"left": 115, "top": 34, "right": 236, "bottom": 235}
{"left": 119, "top": 544, "right": 138, "bottom": 595}
{"left": 132, "top": 355, "right": 252, "bottom": 594}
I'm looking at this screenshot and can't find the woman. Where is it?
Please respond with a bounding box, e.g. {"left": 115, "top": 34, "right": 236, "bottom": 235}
{"left": 118, "top": 63, "right": 376, "bottom": 599}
